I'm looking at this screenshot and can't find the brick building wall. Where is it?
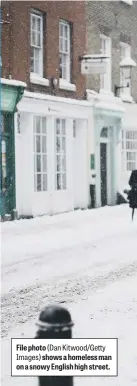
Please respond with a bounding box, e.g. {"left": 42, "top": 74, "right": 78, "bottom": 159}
{"left": 85, "top": 1, "right": 137, "bottom": 102}
{"left": 1, "top": 1, "right": 86, "bottom": 99}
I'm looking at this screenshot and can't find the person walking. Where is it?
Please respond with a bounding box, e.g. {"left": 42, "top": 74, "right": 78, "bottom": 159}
{"left": 128, "top": 170, "right": 137, "bottom": 220}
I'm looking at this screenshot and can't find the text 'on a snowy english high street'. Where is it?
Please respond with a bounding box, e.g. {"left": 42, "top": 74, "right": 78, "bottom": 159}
{"left": 11, "top": 338, "right": 118, "bottom": 377}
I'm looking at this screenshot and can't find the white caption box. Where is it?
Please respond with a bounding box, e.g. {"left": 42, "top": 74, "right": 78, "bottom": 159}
{"left": 11, "top": 338, "right": 118, "bottom": 377}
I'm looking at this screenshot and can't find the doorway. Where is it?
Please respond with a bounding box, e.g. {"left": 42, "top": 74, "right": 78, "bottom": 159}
{"left": 100, "top": 127, "right": 109, "bottom": 207}
{"left": 100, "top": 142, "right": 107, "bottom": 206}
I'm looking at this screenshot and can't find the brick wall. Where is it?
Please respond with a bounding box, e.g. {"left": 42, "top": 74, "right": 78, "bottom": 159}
{"left": 1, "top": 1, "right": 86, "bottom": 99}
{"left": 85, "top": 1, "right": 137, "bottom": 102}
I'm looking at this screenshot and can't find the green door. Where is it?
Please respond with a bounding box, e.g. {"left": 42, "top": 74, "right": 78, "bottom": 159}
{"left": 0, "top": 114, "right": 15, "bottom": 218}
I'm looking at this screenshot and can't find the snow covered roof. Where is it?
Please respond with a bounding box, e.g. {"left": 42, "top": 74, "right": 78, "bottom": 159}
{"left": 24, "top": 90, "right": 93, "bottom": 108}
{"left": 1, "top": 78, "right": 27, "bottom": 88}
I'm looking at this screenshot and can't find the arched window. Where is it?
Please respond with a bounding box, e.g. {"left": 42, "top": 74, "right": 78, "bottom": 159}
{"left": 100, "top": 127, "right": 108, "bottom": 138}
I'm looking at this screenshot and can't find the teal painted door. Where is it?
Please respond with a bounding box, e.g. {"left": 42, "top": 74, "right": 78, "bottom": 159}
{"left": 0, "top": 114, "right": 15, "bottom": 218}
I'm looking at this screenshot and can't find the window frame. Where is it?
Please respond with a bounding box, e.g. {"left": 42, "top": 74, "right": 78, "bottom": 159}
{"left": 30, "top": 11, "right": 43, "bottom": 77}
{"left": 121, "top": 129, "right": 137, "bottom": 172}
{"left": 55, "top": 118, "right": 67, "bottom": 191}
{"left": 59, "top": 20, "right": 71, "bottom": 82}
{"left": 100, "top": 34, "right": 111, "bottom": 92}
{"left": 33, "top": 116, "right": 48, "bottom": 192}
{"left": 120, "top": 42, "right": 131, "bottom": 96}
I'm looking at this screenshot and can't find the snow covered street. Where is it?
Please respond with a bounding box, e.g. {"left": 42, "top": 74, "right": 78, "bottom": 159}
{"left": 1, "top": 204, "right": 137, "bottom": 385}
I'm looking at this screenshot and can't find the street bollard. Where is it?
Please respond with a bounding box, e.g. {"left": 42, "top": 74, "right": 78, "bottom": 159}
{"left": 35, "top": 304, "right": 74, "bottom": 386}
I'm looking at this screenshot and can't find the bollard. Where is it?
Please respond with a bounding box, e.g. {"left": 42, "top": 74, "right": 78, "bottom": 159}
{"left": 35, "top": 304, "right": 74, "bottom": 386}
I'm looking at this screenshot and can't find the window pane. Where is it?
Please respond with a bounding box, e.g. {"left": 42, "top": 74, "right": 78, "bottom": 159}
{"left": 62, "top": 137, "right": 66, "bottom": 152}
{"left": 37, "top": 174, "right": 41, "bottom": 191}
{"left": 56, "top": 136, "right": 61, "bottom": 152}
{"left": 37, "top": 17, "right": 41, "bottom": 32}
{"left": 43, "top": 174, "right": 47, "bottom": 191}
{"left": 56, "top": 119, "right": 60, "bottom": 134}
{"left": 32, "top": 15, "right": 36, "bottom": 31}
{"left": 64, "top": 38, "right": 68, "bottom": 52}
{"left": 60, "top": 23, "right": 63, "bottom": 37}
{"left": 60, "top": 37, "right": 63, "bottom": 52}
{"left": 62, "top": 119, "right": 66, "bottom": 135}
{"left": 62, "top": 155, "right": 66, "bottom": 171}
{"left": 36, "top": 135, "right": 41, "bottom": 153}
{"left": 37, "top": 32, "right": 41, "bottom": 47}
{"left": 57, "top": 174, "right": 61, "bottom": 190}
{"left": 62, "top": 173, "right": 66, "bottom": 189}
{"left": 56, "top": 155, "right": 61, "bottom": 172}
{"left": 36, "top": 155, "right": 41, "bottom": 172}
{"left": 42, "top": 137, "right": 46, "bottom": 153}
{"left": 36, "top": 116, "right": 41, "bottom": 133}
{"left": 64, "top": 25, "right": 68, "bottom": 38}
{"left": 31, "top": 31, "right": 36, "bottom": 46}
{"left": 42, "top": 155, "right": 47, "bottom": 172}
{"left": 42, "top": 117, "right": 46, "bottom": 133}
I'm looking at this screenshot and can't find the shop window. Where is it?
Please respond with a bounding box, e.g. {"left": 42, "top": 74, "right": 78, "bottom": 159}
{"left": 55, "top": 118, "right": 67, "bottom": 190}
{"left": 122, "top": 130, "right": 137, "bottom": 171}
{"left": 33, "top": 116, "right": 47, "bottom": 191}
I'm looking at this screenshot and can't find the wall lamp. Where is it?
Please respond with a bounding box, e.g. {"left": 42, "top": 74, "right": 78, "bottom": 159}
{"left": 114, "top": 56, "right": 136, "bottom": 97}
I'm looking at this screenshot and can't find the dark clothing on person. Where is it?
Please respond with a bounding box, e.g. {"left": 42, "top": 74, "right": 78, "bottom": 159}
{"left": 128, "top": 170, "right": 137, "bottom": 209}
{"left": 129, "top": 169, "right": 137, "bottom": 187}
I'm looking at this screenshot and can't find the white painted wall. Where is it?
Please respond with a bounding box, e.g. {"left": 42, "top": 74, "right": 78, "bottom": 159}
{"left": 73, "top": 119, "right": 89, "bottom": 208}
{"left": 16, "top": 94, "right": 93, "bottom": 217}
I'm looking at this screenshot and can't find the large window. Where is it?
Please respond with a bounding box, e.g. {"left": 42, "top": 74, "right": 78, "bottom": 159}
{"left": 55, "top": 119, "right": 67, "bottom": 190}
{"left": 100, "top": 35, "right": 111, "bottom": 91}
{"left": 122, "top": 130, "right": 137, "bottom": 172}
{"left": 120, "top": 42, "right": 131, "bottom": 96}
{"left": 30, "top": 12, "right": 43, "bottom": 76}
{"left": 59, "top": 20, "right": 70, "bottom": 82}
{"left": 33, "top": 116, "right": 47, "bottom": 192}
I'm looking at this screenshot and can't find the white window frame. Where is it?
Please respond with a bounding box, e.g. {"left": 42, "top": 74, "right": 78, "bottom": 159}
{"left": 30, "top": 11, "right": 43, "bottom": 77}
{"left": 59, "top": 20, "right": 71, "bottom": 82}
{"left": 33, "top": 116, "right": 47, "bottom": 192}
{"left": 55, "top": 118, "right": 67, "bottom": 190}
{"left": 121, "top": 129, "right": 137, "bottom": 172}
{"left": 120, "top": 42, "right": 131, "bottom": 96}
{"left": 100, "top": 34, "right": 111, "bottom": 92}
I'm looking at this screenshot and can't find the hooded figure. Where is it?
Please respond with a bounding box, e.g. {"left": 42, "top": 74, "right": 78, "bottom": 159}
{"left": 128, "top": 170, "right": 137, "bottom": 209}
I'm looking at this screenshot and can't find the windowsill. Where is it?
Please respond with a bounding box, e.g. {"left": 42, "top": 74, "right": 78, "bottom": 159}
{"left": 59, "top": 79, "right": 76, "bottom": 92}
{"left": 30, "top": 73, "right": 49, "bottom": 87}
{"left": 120, "top": 93, "right": 134, "bottom": 103}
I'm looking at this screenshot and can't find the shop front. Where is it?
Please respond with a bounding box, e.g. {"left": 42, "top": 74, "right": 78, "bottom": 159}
{"left": 0, "top": 79, "right": 26, "bottom": 220}
{"left": 87, "top": 90, "right": 125, "bottom": 208}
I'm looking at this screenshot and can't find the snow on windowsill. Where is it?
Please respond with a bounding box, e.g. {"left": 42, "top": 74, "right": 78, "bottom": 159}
{"left": 59, "top": 79, "right": 76, "bottom": 92}
{"left": 30, "top": 73, "right": 49, "bottom": 87}
{"left": 1, "top": 78, "right": 27, "bottom": 88}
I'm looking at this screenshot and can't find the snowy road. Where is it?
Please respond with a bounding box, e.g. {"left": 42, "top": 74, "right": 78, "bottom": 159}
{"left": 1, "top": 205, "right": 137, "bottom": 385}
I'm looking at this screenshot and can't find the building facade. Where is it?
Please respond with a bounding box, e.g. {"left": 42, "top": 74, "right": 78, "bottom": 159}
{"left": 2, "top": 1, "right": 86, "bottom": 99}
{"left": 85, "top": 0, "right": 137, "bottom": 197}
{"left": 1, "top": 1, "right": 95, "bottom": 218}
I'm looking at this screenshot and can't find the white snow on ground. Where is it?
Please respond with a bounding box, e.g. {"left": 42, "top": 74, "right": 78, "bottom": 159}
{"left": 1, "top": 204, "right": 137, "bottom": 385}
